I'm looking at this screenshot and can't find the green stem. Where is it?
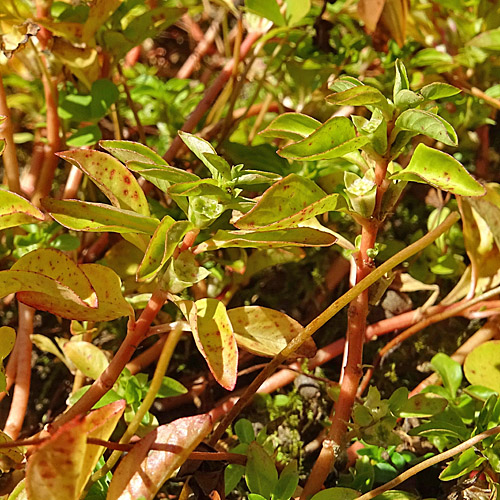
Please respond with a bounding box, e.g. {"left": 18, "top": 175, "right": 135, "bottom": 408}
{"left": 208, "top": 211, "right": 461, "bottom": 446}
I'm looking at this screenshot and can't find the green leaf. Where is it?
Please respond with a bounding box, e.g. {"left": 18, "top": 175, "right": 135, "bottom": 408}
{"left": 259, "top": 113, "right": 321, "bottom": 141}
{"left": 234, "top": 418, "right": 255, "bottom": 444}
{"left": 397, "top": 393, "right": 448, "bottom": 418}
{"left": 246, "top": 0, "right": 285, "bottom": 26}
{"left": 137, "top": 218, "right": 193, "bottom": 281}
{"left": 468, "top": 27, "right": 500, "bottom": 51}
{"left": 196, "top": 227, "right": 337, "bottom": 251}
{"left": 246, "top": 442, "right": 278, "bottom": 498}
{"left": 234, "top": 174, "right": 340, "bottom": 230}
{"left": 100, "top": 140, "right": 167, "bottom": 166}
{"left": 373, "top": 491, "right": 419, "bottom": 500}
{"left": 464, "top": 340, "right": 500, "bottom": 392}
{"left": 227, "top": 306, "right": 316, "bottom": 358}
{"left": 278, "top": 117, "right": 370, "bottom": 161}
{"left": 42, "top": 198, "right": 160, "bottom": 235}
{"left": 57, "top": 149, "right": 150, "bottom": 215}
{"left": 0, "top": 327, "right": 15, "bottom": 392}
{"left": 0, "top": 189, "right": 44, "bottom": 230}
{"left": 393, "top": 59, "right": 410, "bottom": 102}
{"left": 162, "top": 251, "right": 210, "bottom": 294}
{"left": 326, "top": 86, "right": 388, "bottom": 106}
{"left": 182, "top": 298, "right": 238, "bottom": 391}
{"left": 225, "top": 464, "right": 245, "bottom": 495}
{"left": 156, "top": 377, "right": 188, "bottom": 398}
{"left": 390, "top": 144, "right": 485, "bottom": 196}
{"left": 90, "top": 79, "right": 119, "bottom": 120}
{"left": 394, "top": 89, "right": 424, "bottom": 109}
{"left": 66, "top": 125, "right": 101, "bottom": 147}
{"left": 394, "top": 109, "right": 458, "bottom": 146}
{"left": 284, "top": 0, "right": 310, "bottom": 25}
{"left": 420, "top": 83, "right": 461, "bottom": 100}
{"left": 310, "top": 487, "right": 359, "bottom": 500}
{"left": 439, "top": 448, "right": 485, "bottom": 481}
{"left": 273, "top": 460, "right": 299, "bottom": 500}
{"left": 431, "top": 353, "right": 462, "bottom": 398}
{"left": 63, "top": 341, "right": 109, "bottom": 380}
{"left": 411, "top": 48, "right": 453, "bottom": 67}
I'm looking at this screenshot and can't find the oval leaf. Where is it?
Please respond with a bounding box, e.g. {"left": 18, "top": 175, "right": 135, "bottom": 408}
{"left": 397, "top": 393, "right": 448, "bottom": 418}
{"left": 0, "top": 190, "right": 44, "bottom": 230}
{"left": 326, "top": 85, "right": 387, "bottom": 106}
{"left": 278, "top": 116, "right": 370, "bottom": 161}
{"left": 464, "top": 340, "right": 500, "bottom": 392}
{"left": 394, "top": 109, "right": 457, "bottom": 146}
{"left": 57, "top": 149, "right": 150, "bottom": 216}
{"left": 259, "top": 113, "right": 321, "bottom": 141}
{"left": 228, "top": 306, "right": 316, "bottom": 358}
{"left": 246, "top": 442, "right": 278, "bottom": 498}
{"left": 420, "top": 83, "right": 460, "bottom": 100}
{"left": 63, "top": 341, "right": 109, "bottom": 380}
{"left": 100, "top": 140, "right": 168, "bottom": 165}
{"left": 390, "top": 144, "right": 485, "bottom": 196}
{"left": 107, "top": 414, "right": 212, "bottom": 500}
{"left": 439, "top": 448, "right": 485, "bottom": 481}
{"left": 42, "top": 198, "right": 159, "bottom": 234}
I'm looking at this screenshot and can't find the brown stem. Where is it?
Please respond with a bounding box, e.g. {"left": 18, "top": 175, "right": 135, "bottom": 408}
{"left": 0, "top": 76, "right": 21, "bottom": 194}
{"left": 51, "top": 287, "right": 168, "bottom": 430}
{"left": 163, "top": 29, "right": 264, "bottom": 163}
{"left": 21, "top": 140, "right": 45, "bottom": 197}
{"left": 62, "top": 165, "right": 83, "bottom": 200}
{"left": 4, "top": 303, "right": 34, "bottom": 439}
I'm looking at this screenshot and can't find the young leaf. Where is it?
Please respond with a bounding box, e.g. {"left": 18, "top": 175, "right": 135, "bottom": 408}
{"left": 430, "top": 353, "right": 462, "bottom": 399}
{"left": 439, "top": 448, "right": 485, "bottom": 481}
{"left": 227, "top": 306, "right": 316, "bottom": 358}
{"left": 0, "top": 190, "right": 44, "bottom": 230}
{"left": 259, "top": 113, "right": 321, "bottom": 141}
{"left": 26, "top": 400, "right": 125, "bottom": 500}
{"left": 137, "top": 217, "right": 193, "bottom": 282}
{"left": 42, "top": 198, "right": 160, "bottom": 235}
{"left": 394, "top": 89, "right": 424, "bottom": 109}
{"left": 57, "top": 150, "right": 150, "bottom": 216}
{"left": 278, "top": 116, "right": 370, "bottom": 161}
{"left": 419, "top": 83, "right": 460, "bottom": 100}
{"left": 188, "top": 298, "right": 238, "bottom": 391}
{"left": 246, "top": 442, "right": 278, "bottom": 498}
{"left": 326, "top": 85, "right": 388, "bottom": 106}
{"left": 195, "top": 227, "right": 337, "bottom": 251}
{"left": 393, "top": 59, "right": 410, "bottom": 101}
{"left": 107, "top": 415, "right": 213, "bottom": 500}
{"left": 234, "top": 174, "right": 340, "bottom": 230}
{"left": 162, "top": 251, "right": 211, "bottom": 294}
{"left": 100, "top": 140, "right": 168, "bottom": 166}
{"left": 63, "top": 341, "right": 109, "bottom": 380}
{"left": 394, "top": 109, "right": 458, "bottom": 146}
{"left": 390, "top": 144, "right": 485, "bottom": 196}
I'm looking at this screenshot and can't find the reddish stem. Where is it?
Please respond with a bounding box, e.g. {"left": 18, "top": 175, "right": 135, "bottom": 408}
{"left": 4, "top": 303, "right": 34, "bottom": 439}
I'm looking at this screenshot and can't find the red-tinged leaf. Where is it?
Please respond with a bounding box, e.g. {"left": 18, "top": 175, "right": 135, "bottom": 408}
{"left": 11, "top": 249, "right": 97, "bottom": 307}
{"left": 42, "top": 198, "right": 159, "bottom": 235}
{"left": 18, "top": 263, "right": 133, "bottom": 322}
{"left": 0, "top": 190, "right": 44, "bottom": 230}
{"left": 137, "top": 217, "right": 193, "bottom": 281}
{"left": 107, "top": 415, "right": 213, "bottom": 500}
{"left": 26, "top": 401, "right": 125, "bottom": 500}
{"left": 187, "top": 299, "right": 238, "bottom": 391}
{"left": 228, "top": 306, "right": 316, "bottom": 358}
{"left": 56, "top": 149, "right": 150, "bottom": 216}
{"left": 76, "top": 400, "right": 126, "bottom": 495}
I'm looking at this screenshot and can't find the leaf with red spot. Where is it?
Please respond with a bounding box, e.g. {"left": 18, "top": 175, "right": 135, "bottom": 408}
{"left": 178, "top": 298, "right": 238, "bottom": 390}
{"left": 228, "top": 306, "right": 316, "bottom": 358}
{"left": 137, "top": 217, "right": 193, "bottom": 281}
{"left": 10, "top": 249, "right": 133, "bottom": 321}
{"left": 278, "top": 116, "right": 370, "bottom": 161}
{"left": 26, "top": 400, "right": 125, "bottom": 500}
{"left": 0, "top": 190, "right": 44, "bottom": 230}
{"left": 56, "top": 149, "right": 150, "bottom": 216}
{"left": 42, "top": 198, "right": 160, "bottom": 235}
{"left": 100, "top": 140, "right": 168, "bottom": 166}
{"left": 234, "top": 174, "right": 342, "bottom": 231}
{"left": 107, "top": 414, "right": 212, "bottom": 500}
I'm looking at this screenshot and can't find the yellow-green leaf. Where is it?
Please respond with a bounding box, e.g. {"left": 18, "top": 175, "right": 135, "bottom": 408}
{"left": 0, "top": 326, "right": 15, "bottom": 393}
{"left": 63, "top": 341, "right": 109, "bottom": 380}
{"left": 0, "top": 189, "right": 44, "bottom": 230}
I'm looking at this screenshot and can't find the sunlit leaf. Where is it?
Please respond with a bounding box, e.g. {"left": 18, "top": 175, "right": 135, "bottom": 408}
{"left": 390, "top": 144, "right": 485, "bottom": 196}
{"left": 430, "top": 353, "right": 462, "bottom": 399}
{"left": 42, "top": 198, "right": 159, "bottom": 235}
{"left": 285, "top": 0, "right": 310, "bottom": 25}
{"left": 326, "top": 85, "right": 387, "bottom": 106}
{"left": 57, "top": 149, "right": 149, "bottom": 216}
{"left": 196, "top": 227, "right": 337, "bottom": 251}
{"left": 419, "top": 83, "right": 460, "bottom": 100}
{"left": 100, "top": 140, "right": 168, "bottom": 166}
{"left": 278, "top": 117, "right": 370, "bottom": 160}
{"left": 0, "top": 190, "right": 45, "bottom": 230}
{"left": 63, "top": 341, "right": 109, "bottom": 380}
{"left": 468, "top": 27, "right": 500, "bottom": 51}
{"left": 246, "top": 0, "right": 285, "bottom": 26}
{"left": 310, "top": 487, "right": 359, "bottom": 500}
{"left": 259, "top": 113, "right": 321, "bottom": 141}
{"left": 162, "top": 251, "right": 210, "bottom": 294}
{"left": 439, "top": 448, "right": 485, "bottom": 481}
{"left": 228, "top": 306, "right": 315, "bottom": 358}
{"left": 0, "top": 327, "right": 15, "bottom": 393}
{"left": 107, "top": 415, "right": 213, "bottom": 500}
{"left": 234, "top": 174, "right": 341, "bottom": 231}
{"left": 137, "top": 217, "right": 193, "bottom": 281}
{"left": 394, "top": 109, "right": 457, "bottom": 146}
{"left": 464, "top": 340, "right": 500, "bottom": 392}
